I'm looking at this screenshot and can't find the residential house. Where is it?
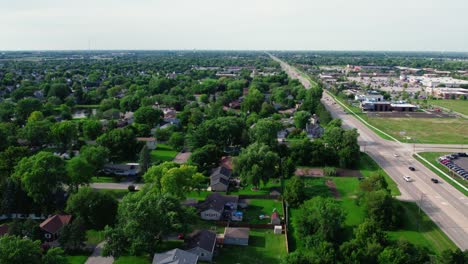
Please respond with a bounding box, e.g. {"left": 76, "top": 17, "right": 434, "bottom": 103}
{"left": 198, "top": 193, "right": 238, "bottom": 221}
{"left": 210, "top": 166, "right": 231, "bottom": 192}
{"left": 137, "top": 137, "right": 157, "bottom": 150}
{"left": 305, "top": 114, "right": 324, "bottom": 139}
{"left": 152, "top": 248, "right": 198, "bottom": 264}
{"left": 186, "top": 230, "right": 216, "bottom": 262}
{"left": 220, "top": 156, "right": 233, "bottom": 171}
{"left": 40, "top": 214, "right": 72, "bottom": 241}
{"left": 222, "top": 227, "right": 250, "bottom": 246}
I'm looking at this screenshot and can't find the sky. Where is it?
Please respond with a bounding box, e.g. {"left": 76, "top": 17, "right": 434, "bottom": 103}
{"left": 1, "top": 0, "right": 467, "bottom": 51}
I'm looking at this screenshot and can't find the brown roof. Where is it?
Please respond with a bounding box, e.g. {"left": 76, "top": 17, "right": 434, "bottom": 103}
{"left": 186, "top": 230, "right": 216, "bottom": 253}
{"left": 40, "top": 214, "right": 72, "bottom": 234}
{"left": 0, "top": 224, "right": 9, "bottom": 237}
{"left": 224, "top": 227, "right": 249, "bottom": 240}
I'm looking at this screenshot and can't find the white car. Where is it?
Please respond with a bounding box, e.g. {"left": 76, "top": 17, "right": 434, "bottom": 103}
{"left": 403, "top": 176, "right": 412, "bottom": 182}
{"left": 394, "top": 154, "right": 399, "bottom": 157}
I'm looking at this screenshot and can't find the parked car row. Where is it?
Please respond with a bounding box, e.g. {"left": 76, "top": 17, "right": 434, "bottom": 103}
{"left": 438, "top": 153, "right": 468, "bottom": 180}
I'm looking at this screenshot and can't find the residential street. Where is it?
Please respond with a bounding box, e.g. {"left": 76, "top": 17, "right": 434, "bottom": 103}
{"left": 273, "top": 55, "right": 468, "bottom": 250}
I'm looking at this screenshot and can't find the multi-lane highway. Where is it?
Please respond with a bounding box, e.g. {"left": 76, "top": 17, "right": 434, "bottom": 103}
{"left": 271, "top": 54, "right": 468, "bottom": 250}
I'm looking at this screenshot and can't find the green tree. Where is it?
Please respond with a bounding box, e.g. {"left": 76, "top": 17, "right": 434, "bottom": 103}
{"left": 294, "top": 111, "right": 311, "bottom": 129}
{"left": 0, "top": 235, "right": 41, "bottom": 264}
{"left": 27, "top": 111, "right": 44, "bottom": 122}
{"left": 15, "top": 98, "right": 42, "bottom": 123}
{"left": 364, "top": 190, "right": 402, "bottom": 229}
{"left": 66, "top": 157, "right": 94, "bottom": 192}
{"left": 241, "top": 88, "right": 264, "bottom": 113}
{"left": 47, "top": 83, "right": 70, "bottom": 99}
{"left": 168, "top": 132, "right": 185, "bottom": 151}
{"left": 0, "top": 146, "right": 29, "bottom": 180}
{"left": 439, "top": 249, "right": 468, "bottom": 264}
{"left": 249, "top": 119, "right": 281, "bottom": 146}
{"left": 295, "top": 197, "right": 345, "bottom": 244}
{"left": 102, "top": 191, "right": 195, "bottom": 256}
{"left": 42, "top": 247, "right": 68, "bottom": 264}
{"left": 139, "top": 145, "right": 151, "bottom": 174}
{"left": 97, "top": 128, "right": 138, "bottom": 161}
{"left": 281, "top": 157, "right": 296, "bottom": 179}
{"left": 51, "top": 121, "right": 78, "bottom": 151}
{"left": 134, "top": 106, "right": 163, "bottom": 127}
{"left": 234, "top": 143, "right": 279, "bottom": 188}
{"left": 189, "top": 144, "right": 221, "bottom": 173}
{"left": 80, "top": 145, "right": 110, "bottom": 172}
{"left": 13, "top": 151, "right": 67, "bottom": 205}
{"left": 284, "top": 176, "right": 305, "bottom": 207}
{"left": 66, "top": 187, "right": 118, "bottom": 230}
{"left": 82, "top": 119, "right": 103, "bottom": 140}
{"left": 20, "top": 120, "right": 52, "bottom": 146}
{"left": 58, "top": 217, "right": 86, "bottom": 253}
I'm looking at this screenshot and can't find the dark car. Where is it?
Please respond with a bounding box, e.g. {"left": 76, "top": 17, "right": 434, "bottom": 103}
{"left": 431, "top": 178, "right": 439, "bottom": 183}
{"left": 408, "top": 166, "right": 416, "bottom": 171}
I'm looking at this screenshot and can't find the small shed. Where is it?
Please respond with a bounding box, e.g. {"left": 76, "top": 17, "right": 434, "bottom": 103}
{"left": 274, "top": 225, "right": 282, "bottom": 235}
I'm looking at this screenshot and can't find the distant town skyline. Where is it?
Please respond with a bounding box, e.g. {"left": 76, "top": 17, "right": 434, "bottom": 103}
{"left": 1, "top": 0, "right": 467, "bottom": 51}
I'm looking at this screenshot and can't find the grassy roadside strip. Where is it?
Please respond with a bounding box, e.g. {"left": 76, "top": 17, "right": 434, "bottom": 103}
{"left": 325, "top": 91, "right": 397, "bottom": 141}
{"left": 413, "top": 152, "right": 468, "bottom": 196}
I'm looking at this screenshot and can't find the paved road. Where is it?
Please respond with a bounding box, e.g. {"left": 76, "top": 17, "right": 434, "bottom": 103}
{"left": 273, "top": 55, "right": 468, "bottom": 250}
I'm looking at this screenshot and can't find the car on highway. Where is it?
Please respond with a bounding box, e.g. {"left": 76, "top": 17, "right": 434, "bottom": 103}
{"left": 403, "top": 176, "right": 412, "bottom": 182}
{"left": 431, "top": 178, "right": 439, "bottom": 183}
{"left": 408, "top": 166, "right": 416, "bottom": 171}
{"left": 393, "top": 154, "right": 399, "bottom": 157}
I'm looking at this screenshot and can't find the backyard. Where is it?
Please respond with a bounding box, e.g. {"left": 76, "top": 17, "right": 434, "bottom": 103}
{"left": 215, "top": 229, "right": 287, "bottom": 264}
{"left": 242, "top": 199, "right": 283, "bottom": 224}
{"left": 150, "top": 144, "right": 178, "bottom": 163}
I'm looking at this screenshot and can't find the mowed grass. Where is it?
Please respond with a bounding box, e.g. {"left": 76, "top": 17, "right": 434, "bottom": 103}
{"left": 327, "top": 91, "right": 468, "bottom": 144}
{"left": 331, "top": 177, "right": 457, "bottom": 254}
{"left": 215, "top": 229, "right": 287, "bottom": 264}
{"left": 229, "top": 180, "right": 282, "bottom": 195}
{"left": 387, "top": 202, "right": 457, "bottom": 254}
{"left": 114, "top": 256, "right": 150, "bottom": 264}
{"left": 150, "top": 144, "right": 178, "bottom": 162}
{"left": 91, "top": 176, "right": 118, "bottom": 183}
{"left": 428, "top": 99, "right": 468, "bottom": 116}
{"left": 67, "top": 255, "right": 88, "bottom": 264}
{"left": 243, "top": 199, "right": 283, "bottom": 224}
{"left": 415, "top": 152, "right": 468, "bottom": 195}
{"left": 365, "top": 117, "right": 468, "bottom": 144}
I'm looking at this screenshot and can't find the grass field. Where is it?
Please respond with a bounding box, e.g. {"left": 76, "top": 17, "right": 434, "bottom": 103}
{"left": 229, "top": 180, "right": 282, "bottom": 195}
{"left": 150, "top": 144, "right": 178, "bottom": 163}
{"left": 86, "top": 229, "right": 105, "bottom": 245}
{"left": 67, "top": 255, "right": 88, "bottom": 264}
{"left": 114, "top": 256, "right": 150, "bottom": 264}
{"left": 91, "top": 176, "right": 118, "bottom": 183}
{"left": 215, "top": 229, "right": 287, "bottom": 264}
{"left": 414, "top": 152, "right": 468, "bottom": 195}
{"left": 328, "top": 92, "right": 468, "bottom": 144}
{"left": 426, "top": 99, "right": 468, "bottom": 116}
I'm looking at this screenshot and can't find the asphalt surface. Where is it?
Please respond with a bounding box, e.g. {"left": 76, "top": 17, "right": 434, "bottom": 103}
{"left": 272, "top": 55, "right": 468, "bottom": 250}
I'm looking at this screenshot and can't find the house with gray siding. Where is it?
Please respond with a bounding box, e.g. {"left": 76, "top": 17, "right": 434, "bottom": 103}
{"left": 186, "top": 230, "right": 216, "bottom": 262}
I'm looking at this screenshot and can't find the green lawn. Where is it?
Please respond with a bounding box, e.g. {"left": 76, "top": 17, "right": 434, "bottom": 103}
{"left": 215, "top": 229, "right": 287, "bottom": 264}
{"left": 86, "top": 229, "right": 105, "bottom": 245}
{"left": 91, "top": 176, "right": 118, "bottom": 183}
{"left": 114, "top": 256, "right": 150, "bottom": 264}
{"left": 328, "top": 91, "right": 468, "bottom": 144}
{"left": 427, "top": 99, "right": 468, "bottom": 116}
{"left": 67, "top": 255, "right": 88, "bottom": 264}
{"left": 330, "top": 176, "right": 456, "bottom": 255}
{"left": 242, "top": 199, "right": 283, "bottom": 224}
{"left": 388, "top": 202, "right": 457, "bottom": 255}
{"left": 186, "top": 190, "right": 212, "bottom": 201}
{"left": 229, "top": 180, "right": 282, "bottom": 195}
{"left": 414, "top": 152, "right": 468, "bottom": 196}
{"left": 150, "top": 144, "right": 178, "bottom": 163}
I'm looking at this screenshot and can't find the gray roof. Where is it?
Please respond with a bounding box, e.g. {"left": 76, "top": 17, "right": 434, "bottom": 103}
{"left": 187, "top": 230, "right": 216, "bottom": 253}
{"left": 198, "top": 193, "right": 238, "bottom": 213}
{"left": 152, "top": 248, "right": 198, "bottom": 264}
{"left": 210, "top": 166, "right": 232, "bottom": 178}
{"left": 210, "top": 174, "right": 229, "bottom": 187}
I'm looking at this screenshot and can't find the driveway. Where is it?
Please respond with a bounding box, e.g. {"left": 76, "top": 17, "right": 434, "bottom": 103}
{"left": 85, "top": 242, "right": 114, "bottom": 264}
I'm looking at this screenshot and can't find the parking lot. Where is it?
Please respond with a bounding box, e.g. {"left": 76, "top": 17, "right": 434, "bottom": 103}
{"left": 439, "top": 153, "right": 468, "bottom": 180}
{"left": 453, "top": 157, "right": 468, "bottom": 171}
